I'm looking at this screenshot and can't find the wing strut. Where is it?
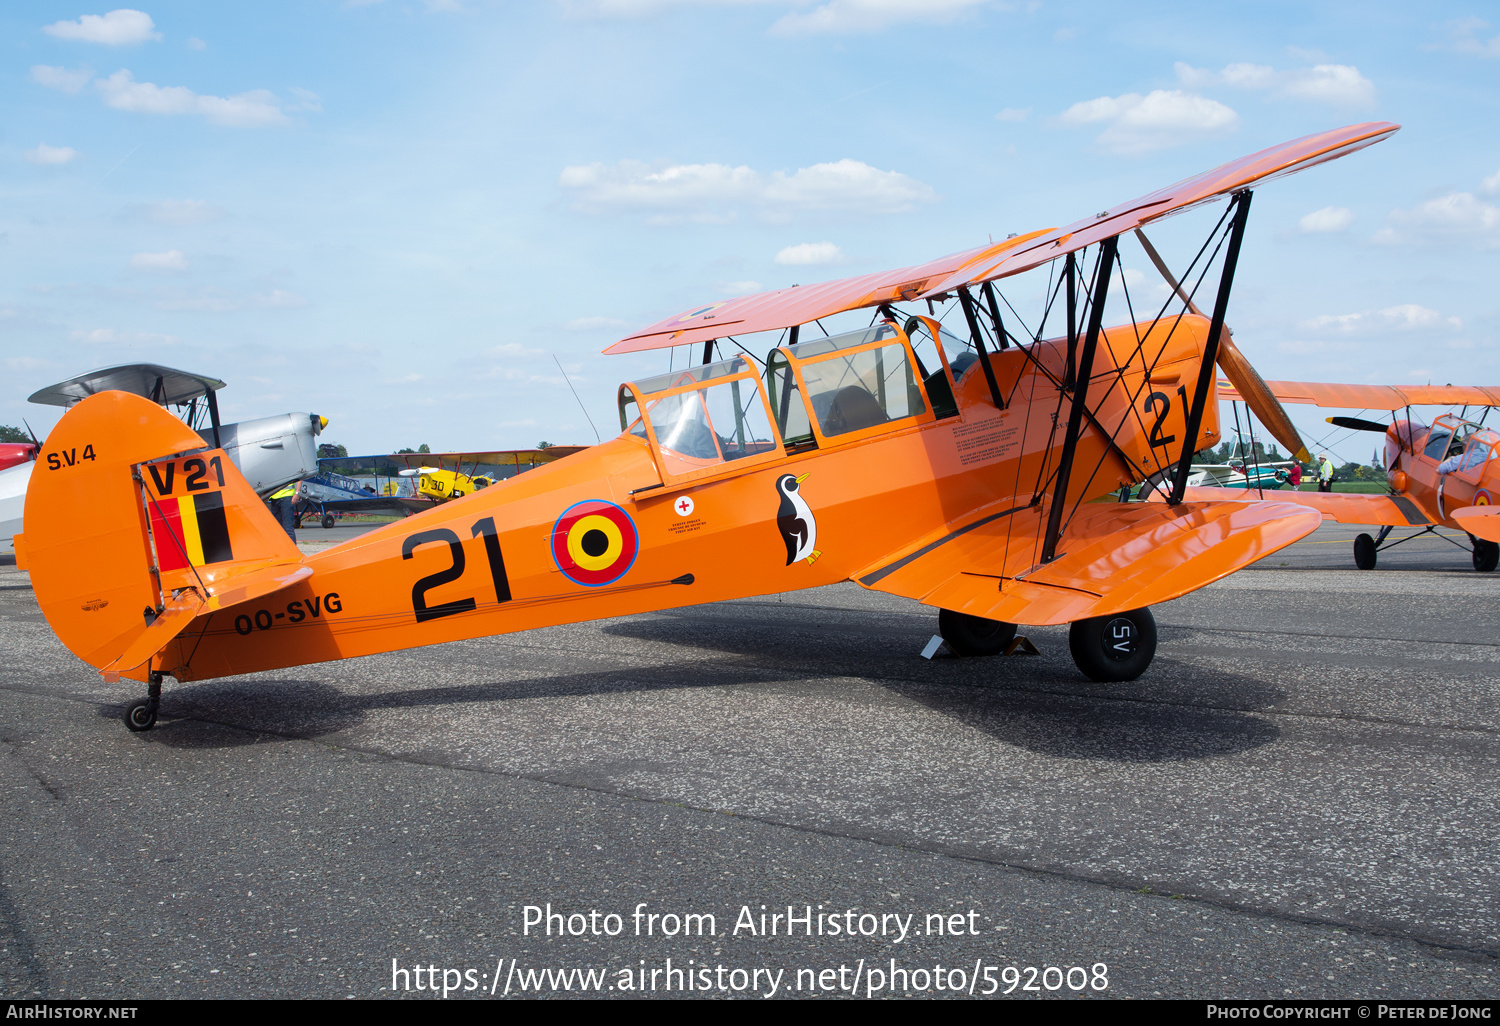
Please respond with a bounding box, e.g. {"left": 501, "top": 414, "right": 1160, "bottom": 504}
{"left": 1169, "top": 190, "right": 1253, "bottom": 505}
{"left": 1041, "top": 234, "right": 1118, "bottom": 563}
{"left": 1063, "top": 252, "right": 1078, "bottom": 389}
{"left": 957, "top": 286, "right": 1006, "bottom": 410}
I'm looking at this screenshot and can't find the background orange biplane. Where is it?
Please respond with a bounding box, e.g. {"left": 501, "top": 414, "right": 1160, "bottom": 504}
{"left": 16, "top": 123, "right": 1398, "bottom": 732}
{"left": 1184, "top": 381, "right": 1500, "bottom": 571}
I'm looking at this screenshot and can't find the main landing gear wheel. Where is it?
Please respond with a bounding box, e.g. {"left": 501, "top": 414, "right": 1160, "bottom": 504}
{"left": 1069, "top": 607, "right": 1157, "bottom": 683}
{"left": 1473, "top": 539, "right": 1499, "bottom": 573}
{"left": 938, "top": 609, "right": 1017, "bottom": 656}
{"left": 1353, "top": 533, "right": 1378, "bottom": 570}
{"left": 321, "top": 513, "right": 335, "bottom": 529}
{"left": 124, "top": 698, "right": 157, "bottom": 732}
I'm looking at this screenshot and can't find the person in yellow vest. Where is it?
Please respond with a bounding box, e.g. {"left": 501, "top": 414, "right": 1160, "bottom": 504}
{"left": 268, "top": 482, "right": 298, "bottom": 541}
{"left": 1317, "top": 454, "right": 1336, "bottom": 492}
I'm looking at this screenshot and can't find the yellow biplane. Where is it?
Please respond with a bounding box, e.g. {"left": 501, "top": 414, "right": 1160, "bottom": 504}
{"left": 14, "top": 123, "right": 1399, "bottom": 731}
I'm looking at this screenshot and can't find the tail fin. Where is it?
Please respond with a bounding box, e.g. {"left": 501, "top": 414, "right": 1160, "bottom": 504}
{"left": 22, "top": 390, "right": 306, "bottom": 681}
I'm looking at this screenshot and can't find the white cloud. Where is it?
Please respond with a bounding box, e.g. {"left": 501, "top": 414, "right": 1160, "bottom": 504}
{"left": 1301, "top": 305, "right": 1463, "bottom": 334}
{"left": 345, "top": 0, "right": 463, "bottom": 9}
{"left": 44, "top": 9, "right": 160, "bottom": 45}
{"left": 1058, "top": 89, "right": 1238, "bottom": 155}
{"left": 1481, "top": 169, "right": 1500, "bottom": 195}
{"left": 485, "top": 342, "right": 547, "bottom": 356}
{"left": 1440, "top": 17, "right": 1500, "bottom": 58}
{"left": 769, "top": 0, "right": 988, "bottom": 36}
{"left": 153, "top": 290, "right": 237, "bottom": 312}
{"left": 563, "top": 316, "right": 626, "bottom": 331}
{"left": 1174, "top": 61, "right": 1375, "bottom": 107}
{"left": 153, "top": 287, "right": 309, "bottom": 311}
{"left": 289, "top": 87, "right": 323, "bottom": 112}
{"left": 559, "top": 158, "right": 936, "bottom": 222}
{"left": 130, "top": 250, "right": 188, "bottom": 272}
{"left": 186, "top": 37, "right": 207, "bottom": 50}
{"left": 1298, "top": 206, "right": 1354, "bottom": 233}
{"left": 255, "top": 289, "right": 309, "bottom": 309}
{"left": 1374, "top": 192, "right": 1500, "bottom": 248}
{"left": 995, "top": 106, "right": 1030, "bottom": 122}
{"left": 71, "top": 328, "right": 180, "bottom": 346}
{"left": 774, "top": 241, "right": 843, "bottom": 265}
{"left": 25, "top": 144, "right": 79, "bottom": 166}
{"left": 30, "top": 65, "right": 94, "bottom": 94}
{"left": 144, "top": 199, "right": 224, "bottom": 224}
{"left": 96, "top": 70, "right": 288, "bottom": 127}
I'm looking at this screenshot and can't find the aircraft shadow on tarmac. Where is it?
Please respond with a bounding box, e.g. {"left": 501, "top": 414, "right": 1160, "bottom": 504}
{"left": 90, "top": 662, "right": 800, "bottom": 750}
{"left": 602, "top": 613, "right": 1285, "bottom": 764}
{"left": 88, "top": 610, "right": 1284, "bottom": 764}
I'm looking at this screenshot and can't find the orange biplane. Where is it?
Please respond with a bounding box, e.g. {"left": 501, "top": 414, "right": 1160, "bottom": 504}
{"left": 1187, "top": 381, "right": 1500, "bottom": 571}
{"left": 16, "top": 123, "right": 1399, "bottom": 732}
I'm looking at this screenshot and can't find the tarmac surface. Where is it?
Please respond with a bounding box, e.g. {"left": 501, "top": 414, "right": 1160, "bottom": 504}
{"left": 0, "top": 517, "right": 1497, "bottom": 999}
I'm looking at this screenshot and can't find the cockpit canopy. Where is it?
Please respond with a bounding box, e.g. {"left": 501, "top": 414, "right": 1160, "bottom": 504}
{"left": 617, "top": 320, "right": 957, "bottom": 485}
{"left": 1427, "top": 414, "right": 1500, "bottom": 475}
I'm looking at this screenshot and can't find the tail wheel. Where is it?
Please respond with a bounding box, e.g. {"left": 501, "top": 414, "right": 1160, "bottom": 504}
{"left": 1069, "top": 607, "right": 1157, "bottom": 683}
{"left": 938, "top": 609, "right": 1017, "bottom": 656}
{"left": 321, "top": 513, "right": 335, "bottom": 529}
{"left": 124, "top": 699, "right": 157, "bottom": 732}
{"left": 1473, "top": 539, "right": 1499, "bottom": 573}
{"left": 1353, "top": 533, "right": 1378, "bottom": 570}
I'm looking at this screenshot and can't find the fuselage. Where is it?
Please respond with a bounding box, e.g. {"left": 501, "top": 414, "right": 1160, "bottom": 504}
{"left": 1385, "top": 415, "right": 1500, "bottom": 525}
{"left": 155, "top": 316, "right": 1221, "bottom": 682}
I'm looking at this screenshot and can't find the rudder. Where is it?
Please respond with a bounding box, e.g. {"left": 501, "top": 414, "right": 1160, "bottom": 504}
{"left": 22, "top": 391, "right": 302, "bottom": 680}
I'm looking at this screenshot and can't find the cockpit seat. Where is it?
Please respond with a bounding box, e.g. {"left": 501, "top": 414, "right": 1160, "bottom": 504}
{"left": 947, "top": 352, "right": 977, "bottom": 378}
{"left": 824, "top": 385, "right": 887, "bottom": 435}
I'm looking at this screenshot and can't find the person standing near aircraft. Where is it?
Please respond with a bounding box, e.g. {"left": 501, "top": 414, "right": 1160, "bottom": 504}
{"left": 1318, "top": 454, "right": 1336, "bottom": 492}
{"left": 268, "top": 483, "right": 298, "bottom": 540}
{"left": 1288, "top": 462, "right": 1303, "bottom": 489}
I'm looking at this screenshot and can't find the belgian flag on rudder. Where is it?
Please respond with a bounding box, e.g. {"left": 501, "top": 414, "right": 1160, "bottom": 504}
{"left": 147, "top": 491, "right": 234, "bottom": 571}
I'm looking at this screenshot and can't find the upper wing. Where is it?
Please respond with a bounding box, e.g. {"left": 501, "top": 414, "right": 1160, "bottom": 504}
{"left": 1179, "top": 485, "right": 1431, "bottom": 526}
{"left": 602, "top": 229, "right": 1054, "bottom": 356}
{"left": 606, "top": 122, "right": 1397, "bottom": 357}
{"left": 853, "top": 499, "right": 1320, "bottom": 626}
{"left": 1216, "top": 379, "right": 1500, "bottom": 410}
{"left": 919, "top": 122, "right": 1399, "bottom": 298}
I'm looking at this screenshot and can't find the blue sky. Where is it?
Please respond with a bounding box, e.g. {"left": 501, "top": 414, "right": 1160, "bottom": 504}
{"left": 3, "top": 1, "right": 1497, "bottom": 465}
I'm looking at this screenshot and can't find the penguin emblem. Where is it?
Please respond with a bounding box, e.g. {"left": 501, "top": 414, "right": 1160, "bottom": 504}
{"left": 775, "top": 473, "right": 822, "bottom": 566}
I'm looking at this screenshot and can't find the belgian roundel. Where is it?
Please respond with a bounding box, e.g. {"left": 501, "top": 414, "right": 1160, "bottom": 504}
{"left": 551, "top": 500, "right": 638, "bottom": 587}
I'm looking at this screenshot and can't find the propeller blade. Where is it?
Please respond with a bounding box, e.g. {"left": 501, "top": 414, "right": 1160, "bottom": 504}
{"left": 1327, "top": 416, "right": 1389, "bottom": 433}
{"left": 21, "top": 418, "right": 41, "bottom": 448}
{"left": 1135, "top": 229, "right": 1312, "bottom": 464}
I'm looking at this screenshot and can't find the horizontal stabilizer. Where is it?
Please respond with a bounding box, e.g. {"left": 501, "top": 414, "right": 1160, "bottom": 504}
{"left": 98, "top": 562, "right": 312, "bottom": 681}
{"left": 1453, "top": 506, "right": 1500, "bottom": 543}
{"left": 855, "top": 499, "right": 1320, "bottom": 626}
{"left": 1179, "top": 485, "right": 1428, "bottom": 527}
{"left": 99, "top": 589, "right": 205, "bottom": 682}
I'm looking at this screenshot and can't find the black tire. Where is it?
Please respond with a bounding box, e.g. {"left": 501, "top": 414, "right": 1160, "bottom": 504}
{"left": 321, "top": 513, "right": 335, "bottom": 529}
{"left": 1353, "top": 533, "right": 1377, "bottom": 570}
{"left": 124, "top": 699, "right": 157, "bottom": 732}
{"left": 938, "top": 609, "right": 1017, "bottom": 657}
{"left": 1069, "top": 607, "right": 1157, "bottom": 683}
{"left": 1473, "top": 539, "right": 1499, "bottom": 573}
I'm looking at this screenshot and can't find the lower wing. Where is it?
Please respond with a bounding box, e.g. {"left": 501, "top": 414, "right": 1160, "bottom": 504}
{"left": 853, "top": 499, "right": 1320, "bottom": 626}
{"left": 1177, "top": 485, "right": 1430, "bottom": 526}
{"left": 1453, "top": 506, "right": 1500, "bottom": 543}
